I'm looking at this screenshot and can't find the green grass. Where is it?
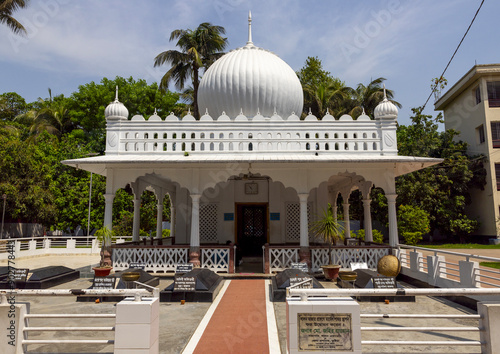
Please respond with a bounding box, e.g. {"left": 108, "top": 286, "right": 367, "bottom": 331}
{"left": 480, "top": 262, "right": 500, "bottom": 269}
{"left": 419, "top": 243, "right": 500, "bottom": 249}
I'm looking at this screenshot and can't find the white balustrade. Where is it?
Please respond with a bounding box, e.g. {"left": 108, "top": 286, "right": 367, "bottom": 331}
{"left": 106, "top": 116, "right": 397, "bottom": 156}
{"left": 269, "top": 247, "right": 299, "bottom": 272}
{"left": 201, "top": 248, "right": 230, "bottom": 272}
{"left": 311, "top": 247, "right": 390, "bottom": 272}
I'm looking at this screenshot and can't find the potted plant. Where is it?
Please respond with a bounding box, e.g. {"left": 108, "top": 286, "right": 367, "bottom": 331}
{"left": 310, "top": 203, "right": 344, "bottom": 280}
{"left": 93, "top": 226, "right": 114, "bottom": 277}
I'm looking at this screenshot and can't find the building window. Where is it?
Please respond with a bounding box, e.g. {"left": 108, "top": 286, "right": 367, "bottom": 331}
{"left": 475, "top": 86, "right": 481, "bottom": 105}
{"left": 476, "top": 125, "right": 485, "bottom": 144}
{"left": 492, "top": 122, "right": 500, "bottom": 148}
{"left": 496, "top": 164, "right": 500, "bottom": 190}
{"left": 487, "top": 82, "right": 500, "bottom": 107}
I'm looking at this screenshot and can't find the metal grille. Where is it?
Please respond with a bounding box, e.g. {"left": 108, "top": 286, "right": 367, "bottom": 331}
{"left": 243, "top": 207, "right": 265, "bottom": 238}
{"left": 285, "top": 203, "right": 311, "bottom": 242}
{"left": 200, "top": 204, "right": 218, "bottom": 243}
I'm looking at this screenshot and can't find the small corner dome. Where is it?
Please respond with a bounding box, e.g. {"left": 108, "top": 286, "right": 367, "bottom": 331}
{"left": 198, "top": 43, "right": 303, "bottom": 118}
{"left": 374, "top": 89, "right": 398, "bottom": 119}
{"left": 105, "top": 89, "right": 129, "bottom": 120}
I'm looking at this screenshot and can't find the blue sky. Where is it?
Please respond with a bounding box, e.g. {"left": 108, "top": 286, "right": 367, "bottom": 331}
{"left": 0, "top": 0, "right": 497, "bottom": 126}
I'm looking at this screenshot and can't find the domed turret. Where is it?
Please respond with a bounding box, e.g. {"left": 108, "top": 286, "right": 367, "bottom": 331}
{"left": 197, "top": 12, "right": 303, "bottom": 118}
{"left": 105, "top": 86, "right": 129, "bottom": 120}
{"left": 374, "top": 86, "right": 398, "bottom": 120}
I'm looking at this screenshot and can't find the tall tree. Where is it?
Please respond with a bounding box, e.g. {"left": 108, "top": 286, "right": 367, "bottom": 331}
{"left": 154, "top": 22, "right": 228, "bottom": 119}
{"left": 0, "top": 0, "right": 28, "bottom": 35}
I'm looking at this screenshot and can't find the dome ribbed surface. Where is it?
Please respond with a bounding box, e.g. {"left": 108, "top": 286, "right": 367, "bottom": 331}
{"left": 198, "top": 44, "right": 303, "bottom": 118}
{"left": 374, "top": 97, "right": 398, "bottom": 119}
{"left": 105, "top": 98, "right": 129, "bottom": 120}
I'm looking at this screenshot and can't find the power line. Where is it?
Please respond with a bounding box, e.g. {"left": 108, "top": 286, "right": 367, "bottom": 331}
{"left": 422, "top": 0, "right": 485, "bottom": 111}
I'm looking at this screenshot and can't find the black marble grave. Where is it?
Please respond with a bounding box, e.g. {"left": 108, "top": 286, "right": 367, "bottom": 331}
{"left": 77, "top": 268, "right": 159, "bottom": 302}
{"left": 271, "top": 268, "right": 324, "bottom": 302}
{"left": 0, "top": 266, "right": 79, "bottom": 289}
{"left": 337, "top": 269, "right": 415, "bottom": 302}
{"left": 160, "top": 268, "right": 223, "bottom": 302}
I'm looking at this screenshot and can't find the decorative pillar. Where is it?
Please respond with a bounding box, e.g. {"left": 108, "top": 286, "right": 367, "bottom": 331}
{"left": 156, "top": 200, "right": 163, "bottom": 239}
{"left": 103, "top": 193, "right": 115, "bottom": 230}
{"left": 362, "top": 199, "right": 373, "bottom": 243}
{"left": 189, "top": 194, "right": 201, "bottom": 267}
{"left": 170, "top": 204, "right": 176, "bottom": 238}
{"left": 298, "top": 193, "right": 311, "bottom": 266}
{"left": 386, "top": 194, "right": 398, "bottom": 247}
{"left": 343, "top": 202, "right": 350, "bottom": 241}
{"left": 132, "top": 198, "right": 141, "bottom": 242}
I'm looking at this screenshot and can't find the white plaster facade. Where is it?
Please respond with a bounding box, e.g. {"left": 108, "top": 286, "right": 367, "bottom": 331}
{"left": 435, "top": 64, "right": 500, "bottom": 239}
{"left": 63, "top": 16, "right": 441, "bottom": 265}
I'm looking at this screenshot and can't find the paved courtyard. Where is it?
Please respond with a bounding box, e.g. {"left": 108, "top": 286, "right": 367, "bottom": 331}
{"left": 1, "top": 254, "right": 491, "bottom": 353}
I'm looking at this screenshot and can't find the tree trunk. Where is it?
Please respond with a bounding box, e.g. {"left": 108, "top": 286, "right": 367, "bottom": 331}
{"left": 193, "top": 66, "right": 200, "bottom": 119}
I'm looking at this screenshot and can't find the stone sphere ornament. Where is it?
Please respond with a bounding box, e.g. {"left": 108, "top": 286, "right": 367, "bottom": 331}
{"left": 377, "top": 255, "right": 401, "bottom": 277}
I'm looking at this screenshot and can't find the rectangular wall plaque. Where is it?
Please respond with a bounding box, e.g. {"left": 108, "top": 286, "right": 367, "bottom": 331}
{"left": 298, "top": 313, "right": 352, "bottom": 351}
{"left": 291, "top": 262, "right": 309, "bottom": 273}
{"left": 175, "top": 263, "right": 193, "bottom": 274}
{"left": 224, "top": 213, "right": 234, "bottom": 221}
{"left": 129, "top": 262, "right": 145, "bottom": 270}
{"left": 270, "top": 212, "right": 280, "bottom": 221}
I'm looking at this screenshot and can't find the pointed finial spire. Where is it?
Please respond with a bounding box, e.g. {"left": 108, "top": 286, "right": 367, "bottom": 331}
{"left": 383, "top": 84, "right": 387, "bottom": 101}
{"left": 362, "top": 107, "right": 365, "bottom": 115}
{"left": 154, "top": 108, "right": 157, "bottom": 115}
{"left": 115, "top": 86, "right": 119, "bottom": 102}
{"left": 247, "top": 11, "right": 253, "bottom": 45}
{"left": 188, "top": 107, "right": 191, "bottom": 114}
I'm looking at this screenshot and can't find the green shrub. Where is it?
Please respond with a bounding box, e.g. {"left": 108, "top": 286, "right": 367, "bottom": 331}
{"left": 351, "top": 229, "right": 384, "bottom": 244}
{"left": 402, "top": 231, "right": 423, "bottom": 246}
{"left": 398, "top": 205, "right": 430, "bottom": 246}
{"left": 162, "top": 229, "right": 171, "bottom": 238}
{"left": 139, "top": 229, "right": 149, "bottom": 237}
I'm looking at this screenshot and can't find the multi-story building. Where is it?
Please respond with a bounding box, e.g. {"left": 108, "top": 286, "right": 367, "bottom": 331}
{"left": 435, "top": 64, "right": 500, "bottom": 241}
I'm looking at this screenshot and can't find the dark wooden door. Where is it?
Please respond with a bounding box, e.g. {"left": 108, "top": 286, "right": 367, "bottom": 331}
{"left": 237, "top": 205, "right": 267, "bottom": 257}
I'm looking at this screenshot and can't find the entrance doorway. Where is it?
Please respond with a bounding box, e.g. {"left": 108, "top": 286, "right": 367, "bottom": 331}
{"left": 236, "top": 204, "right": 268, "bottom": 257}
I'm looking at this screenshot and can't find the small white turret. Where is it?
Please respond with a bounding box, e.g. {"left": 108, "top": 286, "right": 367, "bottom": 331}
{"left": 105, "top": 86, "right": 129, "bottom": 120}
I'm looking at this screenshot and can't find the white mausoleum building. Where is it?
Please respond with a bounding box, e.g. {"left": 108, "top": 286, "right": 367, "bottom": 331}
{"left": 64, "top": 15, "right": 440, "bottom": 272}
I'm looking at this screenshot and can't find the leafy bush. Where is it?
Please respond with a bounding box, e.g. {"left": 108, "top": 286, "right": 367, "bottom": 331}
{"left": 398, "top": 205, "right": 430, "bottom": 245}
{"left": 162, "top": 229, "right": 171, "bottom": 238}
{"left": 350, "top": 229, "right": 384, "bottom": 244}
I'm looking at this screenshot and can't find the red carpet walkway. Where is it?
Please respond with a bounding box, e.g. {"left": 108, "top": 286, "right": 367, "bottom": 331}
{"left": 193, "top": 279, "right": 270, "bottom": 354}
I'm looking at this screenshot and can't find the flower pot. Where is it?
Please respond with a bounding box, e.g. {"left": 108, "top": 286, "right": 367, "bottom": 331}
{"left": 321, "top": 264, "right": 341, "bottom": 280}
{"left": 93, "top": 267, "right": 113, "bottom": 277}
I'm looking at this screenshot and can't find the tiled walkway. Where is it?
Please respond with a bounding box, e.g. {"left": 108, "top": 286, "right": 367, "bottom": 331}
{"left": 188, "top": 279, "right": 276, "bottom": 353}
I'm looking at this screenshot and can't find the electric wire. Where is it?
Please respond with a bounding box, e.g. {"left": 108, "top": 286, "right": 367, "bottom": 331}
{"left": 422, "top": 0, "right": 485, "bottom": 111}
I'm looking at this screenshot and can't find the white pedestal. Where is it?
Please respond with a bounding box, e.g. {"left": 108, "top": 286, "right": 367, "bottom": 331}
{"left": 115, "top": 297, "right": 159, "bottom": 353}
{"left": 287, "top": 297, "right": 361, "bottom": 354}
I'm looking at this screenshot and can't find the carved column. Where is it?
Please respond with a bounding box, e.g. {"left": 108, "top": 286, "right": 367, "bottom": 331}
{"left": 103, "top": 193, "right": 115, "bottom": 230}
{"left": 132, "top": 198, "right": 141, "bottom": 242}
{"left": 156, "top": 200, "right": 163, "bottom": 240}
{"left": 363, "top": 199, "right": 373, "bottom": 243}
{"left": 343, "top": 202, "right": 350, "bottom": 241}
{"left": 298, "top": 193, "right": 311, "bottom": 266}
{"left": 189, "top": 194, "right": 201, "bottom": 267}
{"left": 386, "top": 194, "right": 398, "bottom": 247}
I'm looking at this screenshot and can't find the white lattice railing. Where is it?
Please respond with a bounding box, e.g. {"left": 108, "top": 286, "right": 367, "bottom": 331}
{"left": 113, "top": 246, "right": 232, "bottom": 273}
{"left": 268, "top": 247, "right": 300, "bottom": 272}
{"left": 113, "top": 247, "right": 189, "bottom": 272}
{"left": 201, "top": 248, "right": 230, "bottom": 272}
{"left": 311, "top": 246, "right": 391, "bottom": 272}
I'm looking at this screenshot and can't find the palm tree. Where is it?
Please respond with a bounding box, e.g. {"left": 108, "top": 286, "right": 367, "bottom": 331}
{"left": 0, "top": 0, "right": 28, "bottom": 35}
{"left": 344, "top": 77, "right": 401, "bottom": 119}
{"left": 303, "top": 81, "right": 354, "bottom": 118}
{"left": 15, "top": 88, "right": 71, "bottom": 139}
{"left": 154, "top": 22, "right": 228, "bottom": 119}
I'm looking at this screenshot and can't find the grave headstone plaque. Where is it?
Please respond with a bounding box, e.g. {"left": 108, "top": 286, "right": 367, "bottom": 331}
{"left": 12, "top": 268, "right": 29, "bottom": 282}
{"left": 173, "top": 276, "right": 196, "bottom": 292}
{"left": 291, "top": 262, "right": 309, "bottom": 273}
{"left": 175, "top": 263, "right": 193, "bottom": 274}
{"left": 298, "top": 313, "right": 353, "bottom": 351}
{"left": 129, "top": 262, "right": 145, "bottom": 270}
{"left": 92, "top": 276, "right": 117, "bottom": 290}
{"left": 372, "top": 276, "right": 396, "bottom": 289}
{"left": 289, "top": 276, "right": 313, "bottom": 289}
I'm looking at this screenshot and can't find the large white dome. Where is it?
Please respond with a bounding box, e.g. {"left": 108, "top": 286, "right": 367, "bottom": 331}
{"left": 198, "top": 41, "right": 303, "bottom": 119}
